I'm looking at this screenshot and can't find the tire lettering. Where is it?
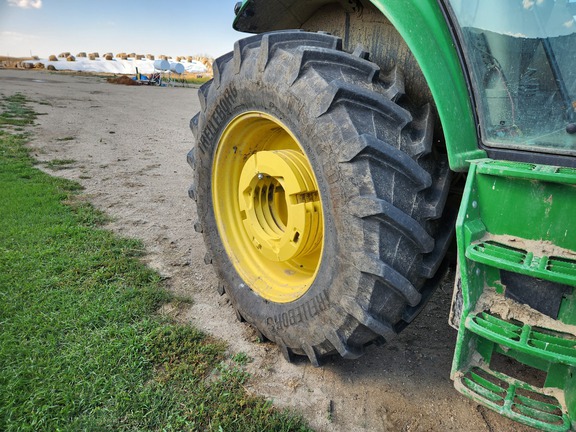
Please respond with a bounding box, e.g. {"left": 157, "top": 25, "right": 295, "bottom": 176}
{"left": 282, "top": 313, "right": 289, "bottom": 328}
{"left": 266, "top": 317, "right": 275, "bottom": 333}
{"left": 266, "top": 290, "right": 329, "bottom": 332}
{"left": 197, "top": 86, "right": 238, "bottom": 155}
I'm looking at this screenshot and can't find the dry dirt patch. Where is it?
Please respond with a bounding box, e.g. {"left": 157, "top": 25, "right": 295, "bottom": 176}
{"left": 0, "top": 69, "right": 536, "bottom": 432}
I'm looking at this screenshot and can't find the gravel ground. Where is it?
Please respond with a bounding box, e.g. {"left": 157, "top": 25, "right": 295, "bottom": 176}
{"left": 1, "top": 69, "right": 536, "bottom": 432}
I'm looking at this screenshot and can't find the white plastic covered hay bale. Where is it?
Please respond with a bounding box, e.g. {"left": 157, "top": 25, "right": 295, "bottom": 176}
{"left": 169, "top": 62, "right": 185, "bottom": 74}
{"left": 153, "top": 59, "right": 170, "bottom": 71}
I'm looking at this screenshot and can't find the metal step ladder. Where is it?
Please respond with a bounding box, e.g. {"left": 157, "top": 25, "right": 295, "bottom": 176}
{"left": 450, "top": 159, "right": 576, "bottom": 431}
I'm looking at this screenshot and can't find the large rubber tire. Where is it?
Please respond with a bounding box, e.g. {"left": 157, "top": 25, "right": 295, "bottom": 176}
{"left": 188, "top": 31, "right": 453, "bottom": 366}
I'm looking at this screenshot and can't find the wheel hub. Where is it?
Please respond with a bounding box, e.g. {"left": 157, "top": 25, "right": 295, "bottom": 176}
{"left": 239, "top": 150, "right": 322, "bottom": 262}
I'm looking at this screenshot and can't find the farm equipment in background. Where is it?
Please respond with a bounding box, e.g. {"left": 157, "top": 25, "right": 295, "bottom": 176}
{"left": 187, "top": 0, "right": 576, "bottom": 429}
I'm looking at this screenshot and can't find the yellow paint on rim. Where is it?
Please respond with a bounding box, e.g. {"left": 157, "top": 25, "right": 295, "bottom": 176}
{"left": 212, "top": 111, "right": 324, "bottom": 303}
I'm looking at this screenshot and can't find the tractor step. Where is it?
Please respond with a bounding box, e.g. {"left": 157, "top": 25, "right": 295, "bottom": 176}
{"left": 454, "top": 366, "right": 570, "bottom": 432}
{"left": 467, "top": 237, "right": 576, "bottom": 287}
{"left": 465, "top": 310, "right": 576, "bottom": 367}
{"left": 451, "top": 159, "right": 576, "bottom": 431}
{"left": 454, "top": 299, "right": 576, "bottom": 431}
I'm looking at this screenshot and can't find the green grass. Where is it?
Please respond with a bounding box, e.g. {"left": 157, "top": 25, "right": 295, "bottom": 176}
{"left": 0, "top": 93, "right": 36, "bottom": 127}
{"left": 183, "top": 75, "right": 212, "bottom": 85}
{"left": 0, "top": 93, "right": 311, "bottom": 432}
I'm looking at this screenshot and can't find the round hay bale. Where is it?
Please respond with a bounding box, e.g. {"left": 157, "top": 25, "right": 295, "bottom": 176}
{"left": 23, "top": 62, "right": 33, "bottom": 69}
{"left": 176, "top": 56, "right": 182, "bottom": 62}
{"left": 116, "top": 52, "right": 126, "bottom": 58}
{"left": 186, "top": 56, "right": 193, "bottom": 62}
{"left": 170, "top": 62, "right": 185, "bottom": 74}
{"left": 88, "top": 54, "right": 96, "bottom": 60}
{"left": 76, "top": 52, "right": 87, "bottom": 57}
{"left": 128, "top": 52, "right": 136, "bottom": 58}
{"left": 135, "top": 54, "right": 144, "bottom": 60}
{"left": 47, "top": 64, "right": 56, "bottom": 71}
{"left": 146, "top": 54, "right": 154, "bottom": 60}
{"left": 66, "top": 55, "right": 75, "bottom": 62}
{"left": 89, "top": 52, "right": 100, "bottom": 58}
{"left": 153, "top": 59, "right": 170, "bottom": 71}
{"left": 58, "top": 52, "right": 70, "bottom": 58}
{"left": 34, "top": 62, "right": 45, "bottom": 69}
{"left": 103, "top": 52, "right": 112, "bottom": 57}
{"left": 119, "top": 54, "right": 128, "bottom": 60}
{"left": 49, "top": 54, "right": 58, "bottom": 61}
{"left": 32, "top": 55, "right": 39, "bottom": 60}
{"left": 160, "top": 55, "right": 167, "bottom": 60}
{"left": 104, "top": 54, "right": 113, "bottom": 60}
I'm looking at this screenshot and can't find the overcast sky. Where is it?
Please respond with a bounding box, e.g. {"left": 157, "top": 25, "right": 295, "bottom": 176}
{"left": 0, "top": 0, "right": 245, "bottom": 58}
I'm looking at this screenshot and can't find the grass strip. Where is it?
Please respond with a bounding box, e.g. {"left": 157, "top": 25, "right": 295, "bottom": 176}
{"left": 0, "top": 93, "right": 310, "bottom": 432}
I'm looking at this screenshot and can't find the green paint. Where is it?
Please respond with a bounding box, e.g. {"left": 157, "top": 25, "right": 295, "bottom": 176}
{"left": 233, "top": 0, "right": 484, "bottom": 171}
{"left": 452, "top": 159, "right": 576, "bottom": 431}
{"left": 366, "top": 0, "right": 483, "bottom": 170}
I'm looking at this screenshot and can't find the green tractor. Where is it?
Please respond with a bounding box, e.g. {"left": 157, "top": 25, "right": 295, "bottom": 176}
{"left": 187, "top": 0, "right": 576, "bottom": 429}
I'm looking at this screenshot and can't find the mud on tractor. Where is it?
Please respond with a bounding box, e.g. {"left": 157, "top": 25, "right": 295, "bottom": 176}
{"left": 187, "top": 1, "right": 576, "bottom": 429}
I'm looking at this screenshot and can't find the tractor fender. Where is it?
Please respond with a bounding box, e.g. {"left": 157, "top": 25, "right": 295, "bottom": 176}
{"left": 234, "top": 0, "right": 485, "bottom": 171}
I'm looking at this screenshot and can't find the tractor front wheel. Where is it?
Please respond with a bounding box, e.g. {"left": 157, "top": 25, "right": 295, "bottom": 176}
{"left": 189, "top": 31, "right": 451, "bottom": 365}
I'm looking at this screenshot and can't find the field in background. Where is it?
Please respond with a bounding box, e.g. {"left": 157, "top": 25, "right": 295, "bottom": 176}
{"left": 0, "top": 54, "right": 214, "bottom": 84}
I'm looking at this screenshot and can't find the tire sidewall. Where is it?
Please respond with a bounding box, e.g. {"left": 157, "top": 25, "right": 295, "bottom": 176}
{"left": 196, "top": 67, "right": 353, "bottom": 350}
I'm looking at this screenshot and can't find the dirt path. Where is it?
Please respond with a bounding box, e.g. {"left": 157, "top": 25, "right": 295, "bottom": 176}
{"left": 0, "top": 69, "right": 535, "bottom": 432}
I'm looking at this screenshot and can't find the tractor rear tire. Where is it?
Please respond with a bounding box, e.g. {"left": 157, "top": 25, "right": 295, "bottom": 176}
{"left": 188, "top": 31, "right": 452, "bottom": 365}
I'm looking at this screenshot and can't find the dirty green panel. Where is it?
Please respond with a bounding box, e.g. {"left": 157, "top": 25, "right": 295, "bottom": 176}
{"left": 234, "top": 0, "right": 484, "bottom": 171}
{"left": 475, "top": 177, "right": 576, "bottom": 252}
{"left": 452, "top": 159, "right": 576, "bottom": 431}
{"left": 559, "top": 295, "right": 576, "bottom": 327}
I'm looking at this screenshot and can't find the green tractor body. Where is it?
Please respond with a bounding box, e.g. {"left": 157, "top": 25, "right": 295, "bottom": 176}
{"left": 189, "top": 1, "right": 576, "bottom": 429}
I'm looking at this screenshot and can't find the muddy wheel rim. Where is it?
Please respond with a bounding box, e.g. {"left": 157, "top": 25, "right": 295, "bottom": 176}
{"left": 212, "top": 111, "right": 324, "bottom": 303}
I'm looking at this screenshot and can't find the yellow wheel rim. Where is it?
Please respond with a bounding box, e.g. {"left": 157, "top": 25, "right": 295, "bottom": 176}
{"left": 212, "top": 112, "right": 324, "bottom": 303}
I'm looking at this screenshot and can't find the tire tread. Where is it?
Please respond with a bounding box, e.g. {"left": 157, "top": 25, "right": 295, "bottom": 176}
{"left": 190, "top": 30, "right": 453, "bottom": 364}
